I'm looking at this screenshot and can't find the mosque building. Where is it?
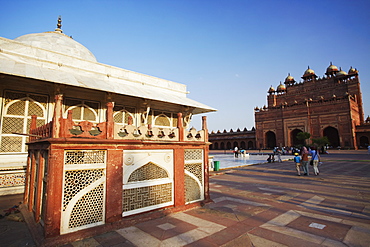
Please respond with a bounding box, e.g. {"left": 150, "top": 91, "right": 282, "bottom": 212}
{"left": 209, "top": 64, "right": 370, "bottom": 151}
{"left": 0, "top": 18, "right": 215, "bottom": 243}
{"left": 254, "top": 63, "right": 369, "bottom": 149}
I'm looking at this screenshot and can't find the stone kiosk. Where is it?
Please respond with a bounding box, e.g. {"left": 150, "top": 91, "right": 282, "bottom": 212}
{"left": 25, "top": 96, "right": 211, "bottom": 244}
{"left": 0, "top": 18, "right": 215, "bottom": 245}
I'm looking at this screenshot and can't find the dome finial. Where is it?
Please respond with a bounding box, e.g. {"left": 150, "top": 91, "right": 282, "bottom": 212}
{"left": 55, "top": 16, "right": 63, "bottom": 33}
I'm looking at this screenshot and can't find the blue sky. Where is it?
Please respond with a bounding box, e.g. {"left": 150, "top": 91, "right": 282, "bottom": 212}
{"left": 1, "top": 0, "right": 369, "bottom": 132}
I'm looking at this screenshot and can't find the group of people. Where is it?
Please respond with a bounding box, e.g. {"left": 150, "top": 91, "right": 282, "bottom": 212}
{"left": 233, "top": 146, "right": 247, "bottom": 157}
{"left": 266, "top": 148, "right": 283, "bottom": 163}
{"left": 293, "top": 146, "right": 320, "bottom": 176}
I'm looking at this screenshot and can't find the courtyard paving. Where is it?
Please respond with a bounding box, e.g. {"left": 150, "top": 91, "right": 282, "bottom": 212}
{"left": 1, "top": 150, "right": 369, "bottom": 246}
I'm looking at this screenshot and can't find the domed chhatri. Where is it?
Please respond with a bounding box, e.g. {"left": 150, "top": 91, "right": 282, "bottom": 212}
{"left": 268, "top": 85, "right": 275, "bottom": 94}
{"left": 325, "top": 62, "right": 339, "bottom": 76}
{"left": 348, "top": 66, "right": 358, "bottom": 75}
{"left": 284, "top": 73, "right": 295, "bottom": 85}
{"left": 276, "top": 82, "right": 286, "bottom": 92}
{"left": 336, "top": 67, "right": 348, "bottom": 77}
{"left": 303, "top": 66, "right": 315, "bottom": 76}
{"left": 301, "top": 66, "right": 317, "bottom": 81}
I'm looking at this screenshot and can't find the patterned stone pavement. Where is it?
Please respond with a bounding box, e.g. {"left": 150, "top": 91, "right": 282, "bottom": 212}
{"left": 1, "top": 150, "right": 370, "bottom": 246}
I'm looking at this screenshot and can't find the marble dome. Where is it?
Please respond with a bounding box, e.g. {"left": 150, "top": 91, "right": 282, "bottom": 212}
{"left": 14, "top": 31, "right": 97, "bottom": 62}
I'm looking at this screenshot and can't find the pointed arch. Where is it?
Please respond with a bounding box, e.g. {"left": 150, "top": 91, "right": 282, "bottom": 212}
{"left": 265, "top": 131, "right": 276, "bottom": 149}
{"left": 154, "top": 113, "right": 171, "bottom": 127}
{"left": 359, "top": 136, "right": 369, "bottom": 148}
{"left": 323, "top": 126, "right": 340, "bottom": 147}
{"left": 291, "top": 129, "right": 304, "bottom": 146}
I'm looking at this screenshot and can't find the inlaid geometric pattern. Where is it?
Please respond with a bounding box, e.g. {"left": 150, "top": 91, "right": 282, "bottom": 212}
{"left": 68, "top": 183, "right": 104, "bottom": 229}
{"left": 172, "top": 117, "right": 178, "bottom": 127}
{"left": 61, "top": 149, "right": 106, "bottom": 234}
{"left": 64, "top": 98, "right": 99, "bottom": 122}
{"left": 113, "top": 106, "right": 136, "bottom": 125}
{"left": 122, "top": 183, "right": 172, "bottom": 212}
{"left": 184, "top": 149, "right": 203, "bottom": 203}
{"left": 0, "top": 136, "right": 23, "bottom": 152}
{"left": 155, "top": 115, "right": 170, "bottom": 126}
{"left": 5, "top": 92, "right": 47, "bottom": 114}
{"left": 184, "top": 149, "right": 203, "bottom": 161}
{"left": 127, "top": 162, "right": 169, "bottom": 182}
{"left": 1, "top": 91, "right": 48, "bottom": 153}
{"left": 84, "top": 107, "right": 96, "bottom": 121}
{"left": 2, "top": 118, "right": 24, "bottom": 134}
{"left": 63, "top": 169, "right": 104, "bottom": 211}
{"left": 185, "top": 174, "right": 201, "bottom": 202}
{"left": 65, "top": 150, "right": 106, "bottom": 165}
{"left": 6, "top": 100, "right": 26, "bottom": 115}
{"left": 185, "top": 163, "right": 203, "bottom": 185}
{"left": 0, "top": 172, "right": 26, "bottom": 187}
{"left": 71, "top": 106, "right": 82, "bottom": 119}
{"left": 28, "top": 101, "right": 44, "bottom": 117}
{"left": 113, "top": 111, "right": 123, "bottom": 123}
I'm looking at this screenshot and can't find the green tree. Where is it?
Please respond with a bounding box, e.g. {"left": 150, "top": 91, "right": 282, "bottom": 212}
{"left": 312, "top": 136, "right": 330, "bottom": 153}
{"left": 296, "top": 132, "right": 311, "bottom": 146}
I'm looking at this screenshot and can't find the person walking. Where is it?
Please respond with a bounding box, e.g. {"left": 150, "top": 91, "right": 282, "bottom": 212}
{"left": 234, "top": 146, "right": 239, "bottom": 158}
{"left": 310, "top": 146, "right": 320, "bottom": 176}
{"left": 276, "top": 148, "right": 282, "bottom": 163}
{"left": 294, "top": 153, "right": 302, "bottom": 176}
{"left": 301, "top": 146, "right": 309, "bottom": 176}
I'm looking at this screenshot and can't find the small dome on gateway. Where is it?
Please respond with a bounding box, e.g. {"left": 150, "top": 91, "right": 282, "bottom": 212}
{"left": 326, "top": 62, "right": 338, "bottom": 75}
{"left": 336, "top": 67, "right": 348, "bottom": 77}
{"left": 268, "top": 85, "right": 275, "bottom": 94}
{"left": 277, "top": 82, "right": 286, "bottom": 92}
{"left": 303, "top": 66, "right": 315, "bottom": 77}
{"left": 284, "top": 73, "right": 295, "bottom": 84}
{"left": 348, "top": 66, "right": 358, "bottom": 74}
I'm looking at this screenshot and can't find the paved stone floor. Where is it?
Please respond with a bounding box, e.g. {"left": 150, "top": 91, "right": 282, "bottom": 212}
{"left": 1, "top": 150, "right": 370, "bottom": 246}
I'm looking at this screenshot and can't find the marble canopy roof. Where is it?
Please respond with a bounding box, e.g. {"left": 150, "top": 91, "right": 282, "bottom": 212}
{"left": 0, "top": 32, "right": 215, "bottom": 115}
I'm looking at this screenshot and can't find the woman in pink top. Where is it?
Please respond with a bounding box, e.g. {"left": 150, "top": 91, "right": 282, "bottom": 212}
{"left": 301, "top": 146, "right": 309, "bottom": 176}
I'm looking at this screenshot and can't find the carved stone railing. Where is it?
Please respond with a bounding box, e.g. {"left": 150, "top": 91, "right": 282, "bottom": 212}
{"left": 185, "top": 127, "right": 205, "bottom": 142}
{"left": 59, "top": 110, "right": 109, "bottom": 139}
{"left": 114, "top": 125, "right": 205, "bottom": 142}
{"left": 29, "top": 117, "right": 53, "bottom": 141}
{"left": 114, "top": 124, "right": 179, "bottom": 141}
{"left": 29, "top": 94, "right": 208, "bottom": 142}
